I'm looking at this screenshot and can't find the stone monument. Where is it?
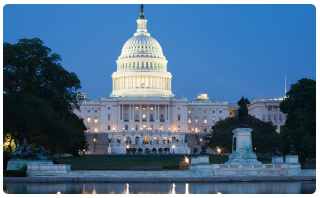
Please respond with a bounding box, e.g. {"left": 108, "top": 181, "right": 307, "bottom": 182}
{"left": 225, "top": 127, "right": 261, "bottom": 164}
{"left": 225, "top": 97, "right": 261, "bottom": 164}
{"left": 272, "top": 147, "right": 284, "bottom": 164}
{"left": 285, "top": 145, "right": 302, "bottom": 175}
{"left": 7, "top": 139, "right": 53, "bottom": 170}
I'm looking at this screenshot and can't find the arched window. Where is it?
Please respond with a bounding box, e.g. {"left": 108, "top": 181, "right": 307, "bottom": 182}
{"left": 162, "top": 136, "right": 167, "bottom": 143}
{"left": 160, "top": 114, "right": 164, "bottom": 122}
{"left": 135, "top": 136, "right": 140, "bottom": 144}
{"left": 203, "top": 116, "right": 207, "bottom": 123}
{"left": 172, "top": 137, "right": 177, "bottom": 143}
{"left": 135, "top": 114, "right": 139, "bottom": 121}
{"left": 117, "top": 136, "right": 121, "bottom": 143}
{"left": 153, "top": 136, "right": 158, "bottom": 141}
{"left": 144, "top": 136, "right": 149, "bottom": 144}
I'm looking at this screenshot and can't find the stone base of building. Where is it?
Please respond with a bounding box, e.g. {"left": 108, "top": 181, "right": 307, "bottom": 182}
{"left": 7, "top": 159, "right": 53, "bottom": 170}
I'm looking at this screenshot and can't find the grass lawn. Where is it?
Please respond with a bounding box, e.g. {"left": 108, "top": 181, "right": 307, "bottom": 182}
{"left": 55, "top": 155, "right": 185, "bottom": 170}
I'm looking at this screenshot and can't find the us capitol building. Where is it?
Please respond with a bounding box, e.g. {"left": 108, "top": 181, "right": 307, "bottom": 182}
{"left": 74, "top": 6, "right": 286, "bottom": 154}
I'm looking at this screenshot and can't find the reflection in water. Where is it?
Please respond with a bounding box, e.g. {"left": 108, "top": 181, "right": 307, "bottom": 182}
{"left": 171, "top": 183, "right": 176, "bottom": 194}
{"left": 3, "top": 181, "right": 316, "bottom": 194}
{"left": 185, "top": 183, "right": 189, "bottom": 194}
{"left": 124, "top": 183, "right": 129, "bottom": 194}
{"left": 56, "top": 191, "right": 61, "bottom": 194}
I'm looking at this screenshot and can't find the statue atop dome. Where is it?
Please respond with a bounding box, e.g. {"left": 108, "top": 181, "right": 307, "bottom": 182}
{"left": 140, "top": 4, "right": 145, "bottom": 19}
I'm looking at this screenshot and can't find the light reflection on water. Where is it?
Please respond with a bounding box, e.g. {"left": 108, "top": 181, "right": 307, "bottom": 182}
{"left": 3, "top": 181, "right": 316, "bottom": 194}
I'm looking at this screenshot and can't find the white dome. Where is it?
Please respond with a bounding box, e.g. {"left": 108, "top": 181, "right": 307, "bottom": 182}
{"left": 110, "top": 7, "right": 174, "bottom": 98}
{"left": 119, "top": 35, "right": 165, "bottom": 60}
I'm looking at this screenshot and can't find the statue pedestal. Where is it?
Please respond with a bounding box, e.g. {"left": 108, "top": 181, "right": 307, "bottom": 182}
{"left": 190, "top": 155, "right": 209, "bottom": 165}
{"left": 7, "top": 159, "right": 53, "bottom": 170}
{"left": 225, "top": 128, "right": 261, "bottom": 164}
{"left": 272, "top": 156, "right": 284, "bottom": 164}
{"left": 285, "top": 155, "right": 302, "bottom": 175}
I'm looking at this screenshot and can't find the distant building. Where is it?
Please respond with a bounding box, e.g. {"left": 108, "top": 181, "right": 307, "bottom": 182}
{"left": 248, "top": 98, "right": 286, "bottom": 133}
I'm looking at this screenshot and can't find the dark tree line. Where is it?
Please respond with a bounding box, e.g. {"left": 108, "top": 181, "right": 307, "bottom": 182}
{"left": 205, "top": 115, "right": 279, "bottom": 154}
{"left": 3, "top": 38, "right": 87, "bottom": 156}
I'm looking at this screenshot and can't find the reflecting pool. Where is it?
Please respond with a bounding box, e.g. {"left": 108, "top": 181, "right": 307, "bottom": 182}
{"left": 3, "top": 181, "right": 316, "bottom": 194}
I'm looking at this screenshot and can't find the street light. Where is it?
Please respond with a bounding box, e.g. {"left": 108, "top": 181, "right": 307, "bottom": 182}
{"left": 172, "top": 145, "right": 175, "bottom": 154}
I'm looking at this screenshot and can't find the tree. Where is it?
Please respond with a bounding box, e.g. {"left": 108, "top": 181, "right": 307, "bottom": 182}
{"left": 205, "top": 115, "right": 279, "bottom": 154}
{"left": 3, "top": 38, "right": 87, "bottom": 156}
{"left": 279, "top": 78, "right": 316, "bottom": 168}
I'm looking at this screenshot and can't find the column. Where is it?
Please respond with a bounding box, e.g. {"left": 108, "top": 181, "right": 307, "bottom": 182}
{"left": 118, "top": 105, "right": 121, "bottom": 121}
{"left": 121, "top": 105, "right": 124, "bottom": 120}
{"left": 129, "top": 105, "right": 132, "bottom": 121}
{"left": 147, "top": 104, "right": 149, "bottom": 122}
{"left": 168, "top": 105, "right": 171, "bottom": 121}
{"left": 139, "top": 105, "right": 142, "bottom": 121}
{"left": 157, "top": 105, "right": 160, "bottom": 121}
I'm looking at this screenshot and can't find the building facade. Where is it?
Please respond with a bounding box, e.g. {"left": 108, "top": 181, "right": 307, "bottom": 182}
{"left": 74, "top": 6, "right": 286, "bottom": 154}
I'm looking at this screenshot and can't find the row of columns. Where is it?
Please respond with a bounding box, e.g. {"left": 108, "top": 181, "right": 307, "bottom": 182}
{"left": 113, "top": 76, "right": 171, "bottom": 91}
{"left": 118, "top": 104, "right": 171, "bottom": 122}
{"left": 117, "top": 61, "right": 166, "bottom": 70}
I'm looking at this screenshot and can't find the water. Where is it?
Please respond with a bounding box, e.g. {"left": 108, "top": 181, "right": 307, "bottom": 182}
{"left": 3, "top": 181, "right": 316, "bottom": 194}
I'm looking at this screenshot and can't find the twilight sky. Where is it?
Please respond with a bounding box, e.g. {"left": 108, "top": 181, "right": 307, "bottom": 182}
{"left": 3, "top": 4, "right": 316, "bottom": 103}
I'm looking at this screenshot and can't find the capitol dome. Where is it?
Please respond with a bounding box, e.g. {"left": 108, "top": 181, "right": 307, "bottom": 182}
{"left": 110, "top": 5, "right": 174, "bottom": 98}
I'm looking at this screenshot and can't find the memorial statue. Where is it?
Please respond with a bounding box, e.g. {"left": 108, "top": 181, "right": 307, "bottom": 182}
{"left": 274, "top": 147, "right": 282, "bottom": 156}
{"left": 200, "top": 145, "right": 207, "bottom": 155}
{"left": 11, "top": 139, "right": 51, "bottom": 160}
{"left": 193, "top": 148, "right": 200, "bottom": 156}
{"left": 289, "top": 145, "right": 297, "bottom": 155}
{"left": 237, "top": 96, "right": 250, "bottom": 126}
{"left": 139, "top": 4, "right": 145, "bottom": 19}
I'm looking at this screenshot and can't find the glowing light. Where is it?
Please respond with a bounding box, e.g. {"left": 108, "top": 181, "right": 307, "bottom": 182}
{"left": 172, "top": 145, "right": 175, "bottom": 149}
{"left": 126, "top": 145, "right": 129, "bottom": 149}
{"left": 217, "top": 192, "right": 222, "bottom": 194}
{"left": 217, "top": 147, "right": 221, "bottom": 154}
{"left": 4, "top": 142, "right": 10, "bottom": 146}
{"left": 185, "top": 157, "right": 189, "bottom": 164}
{"left": 57, "top": 191, "right": 61, "bottom": 194}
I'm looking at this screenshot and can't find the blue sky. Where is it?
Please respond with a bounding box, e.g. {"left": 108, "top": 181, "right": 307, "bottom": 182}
{"left": 3, "top": 4, "right": 316, "bottom": 103}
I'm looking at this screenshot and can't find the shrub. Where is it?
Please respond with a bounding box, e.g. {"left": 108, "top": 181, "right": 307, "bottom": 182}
{"left": 162, "top": 165, "right": 179, "bottom": 170}
{"left": 4, "top": 170, "right": 26, "bottom": 177}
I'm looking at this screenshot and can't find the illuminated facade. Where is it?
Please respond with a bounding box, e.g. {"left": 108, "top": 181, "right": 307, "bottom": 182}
{"left": 74, "top": 6, "right": 286, "bottom": 154}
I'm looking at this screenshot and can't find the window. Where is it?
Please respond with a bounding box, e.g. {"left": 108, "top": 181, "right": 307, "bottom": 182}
{"left": 88, "top": 110, "right": 90, "bottom": 113}
{"left": 150, "top": 107, "right": 154, "bottom": 110}
{"left": 143, "top": 107, "right": 146, "bottom": 110}
{"left": 94, "top": 118, "right": 98, "bottom": 123}
{"left": 188, "top": 110, "right": 191, "bottom": 114}
{"left": 108, "top": 125, "right": 110, "bottom": 130}
{"left": 203, "top": 117, "right": 207, "bottom": 123}
{"left": 117, "top": 136, "right": 121, "bottom": 143}
{"left": 178, "top": 115, "right": 181, "bottom": 121}
{"left": 212, "top": 117, "right": 216, "bottom": 123}
{"left": 178, "top": 107, "right": 181, "bottom": 110}
{"left": 108, "top": 115, "right": 111, "bottom": 121}
{"left": 125, "top": 125, "right": 128, "bottom": 130}
{"left": 160, "top": 125, "right": 164, "bottom": 130}
{"left": 135, "top": 107, "right": 139, "bottom": 110}
{"left": 108, "top": 107, "right": 111, "bottom": 110}
{"left": 87, "top": 128, "right": 90, "bottom": 132}
{"left": 188, "top": 117, "right": 191, "bottom": 124}
{"left": 195, "top": 110, "right": 198, "bottom": 113}
{"left": 204, "top": 111, "right": 206, "bottom": 113}
{"left": 219, "top": 118, "right": 222, "bottom": 121}
{"left": 279, "top": 115, "right": 282, "bottom": 121}
{"left": 87, "top": 117, "right": 91, "bottom": 123}
{"left": 219, "top": 110, "right": 222, "bottom": 113}
{"left": 262, "top": 108, "right": 265, "bottom": 111}
{"left": 94, "top": 128, "right": 98, "bottom": 132}
{"left": 136, "top": 125, "right": 138, "bottom": 130}
{"left": 95, "top": 110, "right": 97, "bottom": 113}
{"left": 195, "top": 118, "right": 198, "bottom": 123}
{"left": 212, "top": 110, "right": 215, "bottom": 113}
